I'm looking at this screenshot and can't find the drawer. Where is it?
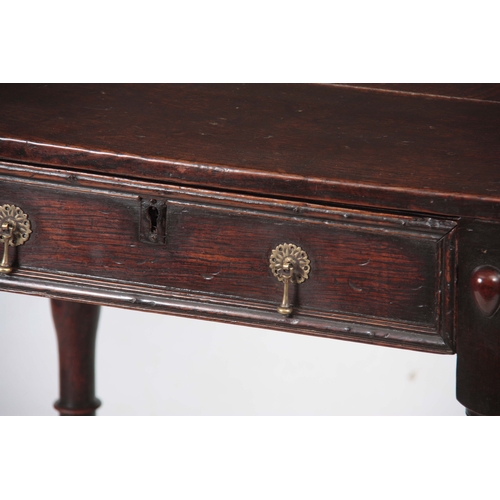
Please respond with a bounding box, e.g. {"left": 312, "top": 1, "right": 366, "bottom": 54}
{"left": 0, "top": 163, "right": 457, "bottom": 353}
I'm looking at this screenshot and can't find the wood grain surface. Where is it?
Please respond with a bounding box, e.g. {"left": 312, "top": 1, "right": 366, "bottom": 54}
{"left": 456, "top": 220, "right": 500, "bottom": 415}
{"left": 2, "top": 84, "right": 500, "bottom": 414}
{"left": 0, "top": 163, "right": 456, "bottom": 353}
{"left": 0, "top": 84, "right": 499, "bottom": 220}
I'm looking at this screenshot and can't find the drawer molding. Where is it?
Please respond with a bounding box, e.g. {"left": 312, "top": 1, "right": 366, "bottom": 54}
{"left": 0, "top": 163, "right": 458, "bottom": 354}
{"left": 0, "top": 268, "right": 453, "bottom": 354}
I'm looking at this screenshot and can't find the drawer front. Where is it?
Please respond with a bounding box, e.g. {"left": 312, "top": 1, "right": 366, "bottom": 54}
{"left": 0, "top": 164, "right": 457, "bottom": 352}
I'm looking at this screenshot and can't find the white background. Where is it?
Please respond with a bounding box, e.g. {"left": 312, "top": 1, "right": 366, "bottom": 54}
{"left": 0, "top": 290, "right": 464, "bottom": 415}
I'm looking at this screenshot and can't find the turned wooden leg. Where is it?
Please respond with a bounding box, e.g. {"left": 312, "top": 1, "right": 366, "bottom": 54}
{"left": 51, "top": 299, "right": 101, "bottom": 416}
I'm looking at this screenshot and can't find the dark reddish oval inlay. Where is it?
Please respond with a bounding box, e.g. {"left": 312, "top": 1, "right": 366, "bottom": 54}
{"left": 471, "top": 266, "right": 500, "bottom": 317}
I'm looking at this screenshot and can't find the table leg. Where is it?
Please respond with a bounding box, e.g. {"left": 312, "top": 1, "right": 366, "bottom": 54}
{"left": 51, "top": 299, "right": 101, "bottom": 416}
{"left": 455, "top": 221, "right": 500, "bottom": 416}
{"left": 457, "top": 333, "right": 500, "bottom": 416}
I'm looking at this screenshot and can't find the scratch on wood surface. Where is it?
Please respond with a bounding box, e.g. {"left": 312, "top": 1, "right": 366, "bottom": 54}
{"left": 348, "top": 280, "right": 363, "bottom": 292}
{"left": 201, "top": 270, "right": 221, "bottom": 281}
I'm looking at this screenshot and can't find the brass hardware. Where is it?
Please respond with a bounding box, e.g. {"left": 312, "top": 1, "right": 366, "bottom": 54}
{"left": 0, "top": 221, "right": 14, "bottom": 274}
{"left": 0, "top": 205, "right": 32, "bottom": 274}
{"left": 269, "top": 243, "right": 310, "bottom": 316}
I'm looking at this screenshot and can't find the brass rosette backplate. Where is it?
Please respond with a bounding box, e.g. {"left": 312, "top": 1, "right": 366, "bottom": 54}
{"left": 0, "top": 204, "right": 32, "bottom": 274}
{"left": 269, "top": 243, "right": 310, "bottom": 283}
{"left": 0, "top": 204, "right": 32, "bottom": 247}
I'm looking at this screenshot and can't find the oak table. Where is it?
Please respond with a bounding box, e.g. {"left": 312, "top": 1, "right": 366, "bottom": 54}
{"left": 1, "top": 84, "right": 499, "bottom": 415}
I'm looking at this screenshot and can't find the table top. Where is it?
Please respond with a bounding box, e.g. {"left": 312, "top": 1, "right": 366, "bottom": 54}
{"left": 0, "top": 84, "right": 499, "bottom": 220}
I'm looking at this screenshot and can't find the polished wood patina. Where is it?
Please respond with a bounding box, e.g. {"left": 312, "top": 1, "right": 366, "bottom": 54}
{"left": 0, "top": 84, "right": 499, "bottom": 415}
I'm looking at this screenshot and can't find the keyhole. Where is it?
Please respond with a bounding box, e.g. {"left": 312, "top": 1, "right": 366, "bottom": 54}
{"left": 140, "top": 199, "right": 165, "bottom": 245}
{"left": 148, "top": 205, "right": 159, "bottom": 234}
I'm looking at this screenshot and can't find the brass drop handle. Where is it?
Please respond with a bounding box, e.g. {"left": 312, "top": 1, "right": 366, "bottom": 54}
{"left": 278, "top": 258, "right": 294, "bottom": 315}
{"left": 1, "top": 221, "right": 15, "bottom": 274}
{"left": 0, "top": 205, "right": 32, "bottom": 275}
{"left": 270, "top": 243, "right": 311, "bottom": 316}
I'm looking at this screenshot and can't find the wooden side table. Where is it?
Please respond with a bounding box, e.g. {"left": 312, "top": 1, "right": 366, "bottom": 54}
{"left": 1, "top": 84, "right": 499, "bottom": 415}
